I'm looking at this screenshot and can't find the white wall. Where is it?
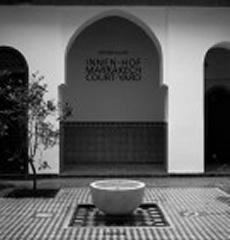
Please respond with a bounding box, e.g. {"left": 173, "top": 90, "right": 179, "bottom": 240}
{"left": 166, "top": 8, "right": 230, "bottom": 173}
{"left": 0, "top": 6, "right": 229, "bottom": 173}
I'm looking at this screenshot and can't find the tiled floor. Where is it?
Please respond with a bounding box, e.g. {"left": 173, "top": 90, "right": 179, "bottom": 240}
{"left": 0, "top": 187, "right": 230, "bottom": 240}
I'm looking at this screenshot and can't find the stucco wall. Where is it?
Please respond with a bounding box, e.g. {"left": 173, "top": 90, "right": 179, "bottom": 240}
{"left": 0, "top": 6, "right": 230, "bottom": 174}
{"left": 166, "top": 8, "right": 230, "bottom": 173}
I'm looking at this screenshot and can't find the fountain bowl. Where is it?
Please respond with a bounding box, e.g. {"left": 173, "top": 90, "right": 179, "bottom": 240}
{"left": 90, "top": 179, "right": 145, "bottom": 215}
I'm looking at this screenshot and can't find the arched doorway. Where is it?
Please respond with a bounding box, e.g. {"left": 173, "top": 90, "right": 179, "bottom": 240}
{"left": 61, "top": 14, "right": 167, "bottom": 175}
{"left": 0, "top": 46, "right": 28, "bottom": 175}
{"left": 205, "top": 44, "right": 230, "bottom": 173}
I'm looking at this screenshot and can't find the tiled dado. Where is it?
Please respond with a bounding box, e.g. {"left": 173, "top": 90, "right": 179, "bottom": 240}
{"left": 61, "top": 122, "right": 167, "bottom": 166}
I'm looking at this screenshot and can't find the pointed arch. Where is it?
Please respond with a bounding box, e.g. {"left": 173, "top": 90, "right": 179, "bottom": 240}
{"left": 65, "top": 10, "right": 163, "bottom": 85}
{"left": 61, "top": 11, "right": 167, "bottom": 174}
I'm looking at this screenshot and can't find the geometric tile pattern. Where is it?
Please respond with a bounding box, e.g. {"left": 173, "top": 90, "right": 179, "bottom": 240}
{"left": 0, "top": 187, "right": 230, "bottom": 240}
{"left": 69, "top": 203, "right": 169, "bottom": 227}
{"left": 62, "top": 122, "right": 166, "bottom": 165}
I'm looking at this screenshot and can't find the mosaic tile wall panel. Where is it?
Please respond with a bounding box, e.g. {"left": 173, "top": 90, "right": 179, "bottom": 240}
{"left": 61, "top": 122, "right": 167, "bottom": 166}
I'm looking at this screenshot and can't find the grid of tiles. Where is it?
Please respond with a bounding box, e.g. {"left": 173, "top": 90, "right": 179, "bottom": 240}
{"left": 62, "top": 122, "right": 166, "bottom": 165}
{"left": 69, "top": 203, "right": 169, "bottom": 227}
{"left": 0, "top": 187, "right": 230, "bottom": 240}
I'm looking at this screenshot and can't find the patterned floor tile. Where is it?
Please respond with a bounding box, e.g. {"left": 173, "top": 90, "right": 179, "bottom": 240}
{"left": 0, "top": 187, "right": 230, "bottom": 240}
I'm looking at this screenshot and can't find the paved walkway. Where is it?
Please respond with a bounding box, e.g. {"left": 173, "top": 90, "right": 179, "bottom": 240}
{"left": 0, "top": 177, "right": 230, "bottom": 240}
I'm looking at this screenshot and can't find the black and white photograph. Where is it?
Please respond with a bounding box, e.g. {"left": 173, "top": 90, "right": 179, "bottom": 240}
{"left": 0, "top": 0, "right": 230, "bottom": 239}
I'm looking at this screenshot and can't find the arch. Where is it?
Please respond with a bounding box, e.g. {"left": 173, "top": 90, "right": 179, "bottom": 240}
{"left": 0, "top": 46, "right": 28, "bottom": 72}
{"left": 64, "top": 12, "right": 166, "bottom": 120}
{"left": 206, "top": 42, "right": 230, "bottom": 52}
{"left": 204, "top": 42, "right": 230, "bottom": 172}
{"left": 0, "top": 46, "right": 28, "bottom": 175}
{"left": 61, "top": 11, "right": 167, "bottom": 174}
{"left": 65, "top": 10, "right": 164, "bottom": 85}
{"left": 203, "top": 41, "right": 230, "bottom": 68}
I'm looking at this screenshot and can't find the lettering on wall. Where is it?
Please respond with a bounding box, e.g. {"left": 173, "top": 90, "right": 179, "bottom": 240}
{"left": 85, "top": 57, "right": 142, "bottom": 82}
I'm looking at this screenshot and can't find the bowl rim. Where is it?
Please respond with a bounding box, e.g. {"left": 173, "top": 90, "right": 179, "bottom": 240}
{"left": 90, "top": 179, "right": 145, "bottom": 191}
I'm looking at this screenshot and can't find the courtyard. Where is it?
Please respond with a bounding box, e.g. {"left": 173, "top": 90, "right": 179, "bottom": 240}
{"left": 0, "top": 1, "right": 230, "bottom": 240}
{"left": 0, "top": 177, "right": 230, "bottom": 240}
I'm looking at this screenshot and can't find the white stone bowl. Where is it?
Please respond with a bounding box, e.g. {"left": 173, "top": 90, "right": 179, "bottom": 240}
{"left": 90, "top": 179, "right": 145, "bottom": 215}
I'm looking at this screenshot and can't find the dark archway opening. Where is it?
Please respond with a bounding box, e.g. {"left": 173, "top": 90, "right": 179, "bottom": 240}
{"left": 0, "top": 46, "right": 28, "bottom": 175}
{"left": 205, "top": 46, "right": 230, "bottom": 173}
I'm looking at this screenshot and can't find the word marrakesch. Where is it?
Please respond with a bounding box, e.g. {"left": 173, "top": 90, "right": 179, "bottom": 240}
{"left": 85, "top": 57, "right": 142, "bottom": 81}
